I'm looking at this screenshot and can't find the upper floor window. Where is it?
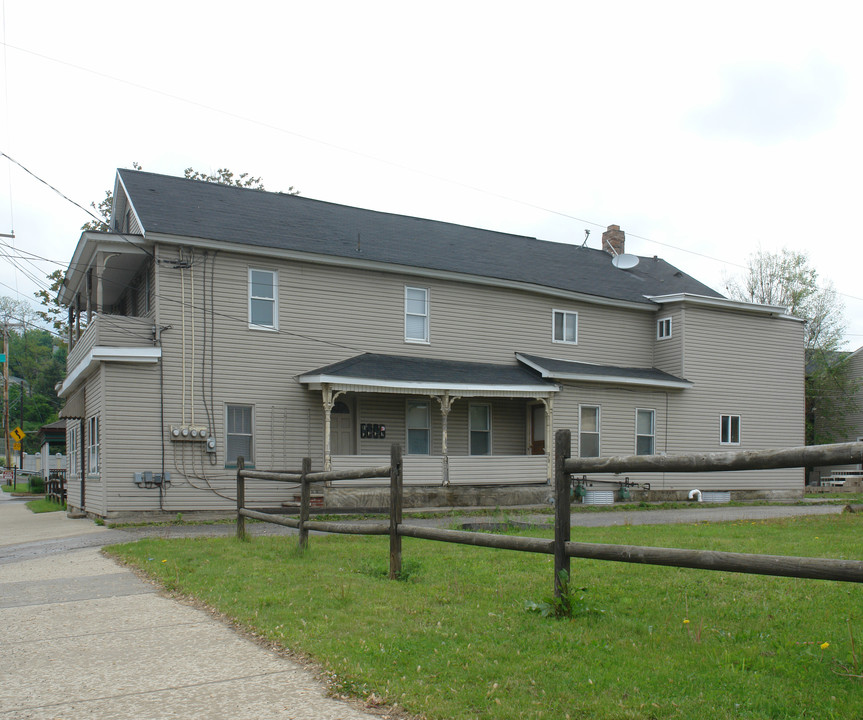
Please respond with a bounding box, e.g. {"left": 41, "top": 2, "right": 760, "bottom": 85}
{"left": 635, "top": 409, "right": 655, "bottom": 455}
{"left": 469, "top": 404, "right": 492, "bottom": 456}
{"left": 657, "top": 317, "right": 672, "bottom": 340}
{"left": 226, "top": 404, "right": 254, "bottom": 466}
{"left": 579, "top": 405, "right": 600, "bottom": 457}
{"left": 87, "top": 416, "right": 99, "bottom": 474}
{"left": 249, "top": 269, "right": 278, "bottom": 330}
{"left": 405, "top": 287, "right": 429, "bottom": 343}
{"left": 720, "top": 415, "right": 741, "bottom": 445}
{"left": 553, "top": 310, "right": 578, "bottom": 344}
{"left": 406, "top": 399, "right": 431, "bottom": 454}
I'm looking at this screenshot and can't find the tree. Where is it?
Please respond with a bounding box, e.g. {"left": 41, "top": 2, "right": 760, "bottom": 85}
{"left": 726, "top": 248, "right": 857, "bottom": 445}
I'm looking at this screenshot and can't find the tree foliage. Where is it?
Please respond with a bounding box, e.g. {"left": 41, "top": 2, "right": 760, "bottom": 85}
{"left": 725, "top": 248, "right": 845, "bottom": 351}
{"left": 0, "top": 298, "right": 67, "bottom": 452}
{"left": 726, "top": 248, "right": 857, "bottom": 445}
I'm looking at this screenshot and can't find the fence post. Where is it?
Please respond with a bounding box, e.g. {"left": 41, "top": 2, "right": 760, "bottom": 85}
{"left": 389, "top": 443, "right": 403, "bottom": 580}
{"left": 236, "top": 457, "right": 246, "bottom": 540}
{"left": 298, "top": 457, "right": 312, "bottom": 551}
{"left": 554, "top": 429, "right": 571, "bottom": 597}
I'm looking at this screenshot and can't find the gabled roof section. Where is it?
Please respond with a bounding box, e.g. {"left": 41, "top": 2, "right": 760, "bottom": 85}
{"left": 516, "top": 353, "right": 693, "bottom": 389}
{"left": 299, "top": 353, "right": 557, "bottom": 396}
{"left": 116, "top": 169, "right": 724, "bottom": 307}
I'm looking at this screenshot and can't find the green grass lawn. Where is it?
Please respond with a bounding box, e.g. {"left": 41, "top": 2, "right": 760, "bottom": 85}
{"left": 108, "top": 515, "right": 863, "bottom": 720}
{"left": 1, "top": 482, "right": 36, "bottom": 493}
{"left": 25, "top": 497, "right": 66, "bottom": 513}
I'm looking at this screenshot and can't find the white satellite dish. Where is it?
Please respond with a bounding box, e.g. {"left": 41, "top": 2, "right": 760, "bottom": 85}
{"left": 612, "top": 253, "right": 640, "bottom": 270}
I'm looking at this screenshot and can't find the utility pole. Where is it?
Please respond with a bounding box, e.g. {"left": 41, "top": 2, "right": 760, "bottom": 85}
{"left": 3, "top": 326, "right": 9, "bottom": 477}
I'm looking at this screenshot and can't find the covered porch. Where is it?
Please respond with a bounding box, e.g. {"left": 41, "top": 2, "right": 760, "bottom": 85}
{"left": 299, "top": 353, "right": 559, "bottom": 486}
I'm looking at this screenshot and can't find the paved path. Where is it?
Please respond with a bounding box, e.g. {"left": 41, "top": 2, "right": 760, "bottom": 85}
{"left": 0, "top": 492, "right": 848, "bottom": 719}
{"left": 0, "top": 496, "right": 381, "bottom": 720}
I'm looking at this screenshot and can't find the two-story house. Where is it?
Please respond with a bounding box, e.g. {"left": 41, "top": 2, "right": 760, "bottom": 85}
{"left": 57, "top": 169, "right": 804, "bottom": 519}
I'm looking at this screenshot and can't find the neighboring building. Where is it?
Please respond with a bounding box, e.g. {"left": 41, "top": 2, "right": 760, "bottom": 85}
{"left": 57, "top": 169, "right": 805, "bottom": 518}
{"left": 809, "top": 346, "right": 863, "bottom": 486}
{"left": 37, "top": 420, "right": 67, "bottom": 479}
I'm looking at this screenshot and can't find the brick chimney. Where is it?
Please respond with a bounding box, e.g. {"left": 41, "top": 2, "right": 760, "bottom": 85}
{"left": 602, "top": 224, "right": 625, "bottom": 256}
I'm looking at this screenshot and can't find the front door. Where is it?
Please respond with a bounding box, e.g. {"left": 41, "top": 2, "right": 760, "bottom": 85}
{"left": 331, "top": 401, "right": 354, "bottom": 455}
{"left": 530, "top": 404, "right": 546, "bottom": 455}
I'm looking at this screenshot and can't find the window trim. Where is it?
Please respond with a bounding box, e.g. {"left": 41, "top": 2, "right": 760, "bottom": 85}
{"left": 578, "top": 404, "right": 601, "bottom": 458}
{"left": 720, "top": 414, "right": 741, "bottom": 446}
{"left": 552, "top": 309, "right": 578, "bottom": 345}
{"left": 248, "top": 267, "right": 278, "bottom": 331}
{"left": 468, "top": 403, "right": 492, "bottom": 456}
{"left": 404, "top": 286, "right": 430, "bottom": 344}
{"left": 635, "top": 408, "right": 655, "bottom": 456}
{"left": 657, "top": 316, "right": 672, "bottom": 340}
{"left": 225, "top": 403, "right": 255, "bottom": 468}
{"left": 86, "top": 415, "right": 99, "bottom": 474}
{"left": 406, "top": 398, "right": 431, "bottom": 455}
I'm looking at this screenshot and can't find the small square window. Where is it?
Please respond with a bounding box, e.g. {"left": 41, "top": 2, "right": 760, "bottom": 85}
{"left": 720, "top": 415, "right": 741, "bottom": 445}
{"left": 657, "top": 317, "right": 672, "bottom": 340}
{"left": 553, "top": 310, "right": 578, "bottom": 344}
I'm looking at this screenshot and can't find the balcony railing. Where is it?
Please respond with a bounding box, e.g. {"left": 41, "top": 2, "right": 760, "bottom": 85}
{"left": 68, "top": 314, "right": 155, "bottom": 371}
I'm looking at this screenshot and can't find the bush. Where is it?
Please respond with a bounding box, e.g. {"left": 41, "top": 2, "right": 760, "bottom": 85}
{"left": 28, "top": 477, "right": 45, "bottom": 493}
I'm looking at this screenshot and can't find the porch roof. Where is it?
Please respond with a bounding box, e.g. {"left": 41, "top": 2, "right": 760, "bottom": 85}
{"left": 515, "top": 353, "right": 693, "bottom": 389}
{"left": 299, "top": 353, "right": 558, "bottom": 397}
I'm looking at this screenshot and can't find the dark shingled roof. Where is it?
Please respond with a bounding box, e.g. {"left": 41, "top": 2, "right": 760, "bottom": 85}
{"left": 301, "top": 353, "right": 555, "bottom": 389}
{"left": 517, "top": 353, "right": 691, "bottom": 388}
{"left": 117, "top": 169, "right": 724, "bottom": 306}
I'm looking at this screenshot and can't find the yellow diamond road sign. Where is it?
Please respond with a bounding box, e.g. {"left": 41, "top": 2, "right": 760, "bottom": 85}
{"left": 10, "top": 427, "right": 25, "bottom": 443}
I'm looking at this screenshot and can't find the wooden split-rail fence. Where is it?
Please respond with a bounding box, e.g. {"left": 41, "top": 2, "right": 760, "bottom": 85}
{"left": 236, "top": 433, "right": 863, "bottom": 594}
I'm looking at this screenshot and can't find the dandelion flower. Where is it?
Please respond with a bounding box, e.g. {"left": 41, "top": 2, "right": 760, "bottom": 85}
{"left": 683, "top": 619, "right": 690, "bottom": 625}
{"left": 162, "top": 559, "right": 167, "bottom": 563}
{"left": 821, "top": 642, "right": 830, "bottom": 650}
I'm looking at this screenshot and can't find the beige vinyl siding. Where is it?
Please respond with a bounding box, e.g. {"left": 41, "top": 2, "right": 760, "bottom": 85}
{"left": 668, "top": 305, "right": 804, "bottom": 490}
{"left": 653, "top": 306, "right": 684, "bottom": 378}
{"left": 82, "top": 366, "right": 105, "bottom": 516}
{"left": 553, "top": 381, "right": 671, "bottom": 488}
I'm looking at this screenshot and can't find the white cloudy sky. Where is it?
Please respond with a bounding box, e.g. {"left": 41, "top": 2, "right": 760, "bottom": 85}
{"left": 1, "top": 1, "right": 861, "bottom": 346}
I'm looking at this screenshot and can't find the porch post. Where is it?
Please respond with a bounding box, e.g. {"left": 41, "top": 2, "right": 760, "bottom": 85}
{"left": 536, "top": 394, "right": 554, "bottom": 483}
{"left": 434, "top": 392, "right": 458, "bottom": 486}
{"left": 321, "top": 383, "right": 344, "bottom": 472}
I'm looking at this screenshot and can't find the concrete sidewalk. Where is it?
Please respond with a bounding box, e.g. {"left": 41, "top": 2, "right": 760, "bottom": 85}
{"left": 0, "top": 498, "right": 380, "bottom": 720}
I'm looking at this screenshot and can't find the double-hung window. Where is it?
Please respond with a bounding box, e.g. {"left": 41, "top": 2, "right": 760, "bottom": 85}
{"left": 68, "top": 425, "right": 78, "bottom": 476}
{"left": 553, "top": 310, "right": 578, "bottom": 344}
{"left": 226, "top": 405, "right": 254, "bottom": 466}
{"left": 249, "top": 269, "right": 278, "bottom": 330}
{"left": 720, "top": 415, "right": 741, "bottom": 445}
{"left": 405, "top": 287, "right": 429, "bottom": 343}
{"left": 469, "top": 404, "right": 492, "bottom": 455}
{"left": 657, "top": 317, "right": 672, "bottom": 339}
{"left": 635, "top": 409, "right": 655, "bottom": 455}
{"left": 406, "top": 400, "right": 431, "bottom": 454}
{"left": 87, "top": 416, "right": 99, "bottom": 474}
{"left": 579, "top": 405, "right": 600, "bottom": 457}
